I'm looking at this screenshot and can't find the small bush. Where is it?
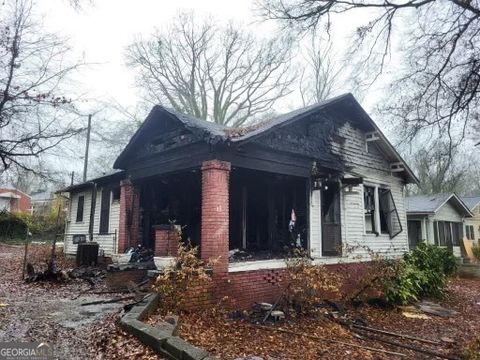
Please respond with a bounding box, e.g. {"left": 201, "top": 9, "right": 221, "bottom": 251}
{"left": 463, "top": 336, "right": 480, "bottom": 360}
{"left": 153, "top": 228, "right": 213, "bottom": 313}
{"left": 386, "top": 242, "right": 457, "bottom": 304}
{"left": 0, "top": 211, "right": 28, "bottom": 240}
{"left": 285, "top": 248, "right": 341, "bottom": 314}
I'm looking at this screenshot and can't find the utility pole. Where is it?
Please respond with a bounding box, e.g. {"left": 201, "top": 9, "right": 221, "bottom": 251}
{"left": 70, "top": 171, "right": 74, "bottom": 186}
{"left": 83, "top": 114, "right": 92, "bottom": 182}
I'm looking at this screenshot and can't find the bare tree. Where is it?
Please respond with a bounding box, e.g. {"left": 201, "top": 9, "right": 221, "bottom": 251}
{"left": 408, "top": 141, "right": 467, "bottom": 195}
{"left": 0, "top": 0, "right": 84, "bottom": 173}
{"left": 299, "top": 36, "right": 341, "bottom": 106}
{"left": 126, "top": 12, "right": 295, "bottom": 127}
{"left": 259, "top": 0, "right": 480, "bottom": 147}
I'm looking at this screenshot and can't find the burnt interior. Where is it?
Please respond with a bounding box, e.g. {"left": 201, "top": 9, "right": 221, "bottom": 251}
{"left": 138, "top": 171, "right": 201, "bottom": 249}
{"left": 229, "top": 168, "right": 309, "bottom": 261}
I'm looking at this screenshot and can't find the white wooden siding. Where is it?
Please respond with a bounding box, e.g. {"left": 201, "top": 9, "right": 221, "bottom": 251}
{"left": 64, "top": 186, "right": 120, "bottom": 256}
{"left": 309, "top": 121, "right": 409, "bottom": 262}
{"left": 464, "top": 205, "right": 480, "bottom": 243}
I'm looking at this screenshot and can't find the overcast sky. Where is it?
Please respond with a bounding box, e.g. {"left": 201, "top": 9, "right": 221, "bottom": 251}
{"left": 26, "top": 0, "right": 396, "bottom": 185}
{"left": 39, "top": 0, "right": 370, "bottom": 113}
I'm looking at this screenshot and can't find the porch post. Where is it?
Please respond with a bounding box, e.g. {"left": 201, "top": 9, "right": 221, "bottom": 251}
{"left": 118, "top": 179, "right": 140, "bottom": 253}
{"left": 201, "top": 160, "right": 231, "bottom": 274}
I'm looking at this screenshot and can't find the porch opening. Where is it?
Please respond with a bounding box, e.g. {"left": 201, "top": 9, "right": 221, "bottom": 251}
{"left": 229, "top": 168, "right": 309, "bottom": 262}
{"left": 138, "top": 171, "right": 201, "bottom": 251}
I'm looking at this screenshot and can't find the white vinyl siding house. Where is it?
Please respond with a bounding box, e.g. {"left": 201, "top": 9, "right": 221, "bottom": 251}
{"left": 64, "top": 185, "right": 121, "bottom": 256}
{"left": 406, "top": 193, "right": 472, "bottom": 258}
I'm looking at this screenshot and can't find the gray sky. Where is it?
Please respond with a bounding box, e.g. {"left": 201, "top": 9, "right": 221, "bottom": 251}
{"left": 30, "top": 0, "right": 398, "bottom": 184}
{"left": 39, "top": 0, "right": 368, "bottom": 112}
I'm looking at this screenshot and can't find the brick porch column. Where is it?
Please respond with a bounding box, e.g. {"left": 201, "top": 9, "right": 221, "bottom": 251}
{"left": 201, "top": 160, "right": 231, "bottom": 274}
{"left": 118, "top": 179, "right": 140, "bottom": 253}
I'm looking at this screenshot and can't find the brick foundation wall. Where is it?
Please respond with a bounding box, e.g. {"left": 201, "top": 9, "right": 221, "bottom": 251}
{"left": 200, "top": 160, "right": 231, "bottom": 274}
{"left": 180, "top": 262, "right": 370, "bottom": 311}
{"left": 118, "top": 179, "right": 140, "bottom": 253}
{"left": 154, "top": 225, "right": 179, "bottom": 257}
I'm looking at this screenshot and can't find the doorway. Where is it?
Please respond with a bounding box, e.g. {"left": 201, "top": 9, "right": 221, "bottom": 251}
{"left": 321, "top": 181, "right": 341, "bottom": 256}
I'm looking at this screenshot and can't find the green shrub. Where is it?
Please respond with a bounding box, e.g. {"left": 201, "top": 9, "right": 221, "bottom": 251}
{"left": 385, "top": 242, "right": 457, "bottom": 304}
{"left": 0, "top": 211, "right": 28, "bottom": 240}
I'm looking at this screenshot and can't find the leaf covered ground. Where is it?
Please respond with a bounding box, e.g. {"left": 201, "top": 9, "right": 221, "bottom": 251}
{"left": 176, "top": 278, "right": 480, "bottom": 359}
{"left": 1, "top": 243, "right": 479, "bottom": 359}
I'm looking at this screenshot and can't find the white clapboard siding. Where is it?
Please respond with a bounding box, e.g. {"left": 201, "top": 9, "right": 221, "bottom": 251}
{"left": 64, "top": 187, "right": 120, "bottom": 256}
{"left": 310, "top": 120, "right": 409, "bottom": 262}
{"left": 465, "top": 205, "right": 480, "bottom": 242}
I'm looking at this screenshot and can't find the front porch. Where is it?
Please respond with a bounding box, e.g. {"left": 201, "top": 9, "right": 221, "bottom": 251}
{"left": 117, "top": 160, "right": 346, "bottom": 274}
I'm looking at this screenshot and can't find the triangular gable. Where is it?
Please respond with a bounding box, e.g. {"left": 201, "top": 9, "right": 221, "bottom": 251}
{"left": 436, "top": 193, "right": 473, "bottom": 217}
{"left": 114, "top": 106, "right": 228, "bottom": 169}
{"left": 232, "top": 93, "right": 418, "bottom": 184}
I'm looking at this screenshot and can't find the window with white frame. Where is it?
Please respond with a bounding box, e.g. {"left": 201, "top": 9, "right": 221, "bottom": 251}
{"left": 466, "top": 225, "right": 475, "bottom": 240}
{"left": 364, "top": 186, "right": 376, "bottom": 233}
{"left": 363, "top": 185, "right": 402, "bottom": 238}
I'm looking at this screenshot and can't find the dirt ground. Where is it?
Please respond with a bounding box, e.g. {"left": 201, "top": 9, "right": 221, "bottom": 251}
{"left": 0, "top": 243, "right": 161, "bottom": 360}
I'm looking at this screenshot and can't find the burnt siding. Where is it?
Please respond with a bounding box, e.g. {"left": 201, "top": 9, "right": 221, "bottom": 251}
{"left": 331, "top": 122, "right": 390, "bottom": 174}
{"left": 336, "top": 121, "right": 408, "bottom": 259}
{"left": 250, "top": 114, "right": 345, "bottom": 172}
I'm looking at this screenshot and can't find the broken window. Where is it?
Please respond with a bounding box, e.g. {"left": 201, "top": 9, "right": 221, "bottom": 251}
{"left": 76, "top": 195, "right": 84, "bottom": 222}
{"left": 364, "top": 186, "right": 375, "bottom": 233}
{"left": 379, "top": 188, "right": 402, "bottom": 239}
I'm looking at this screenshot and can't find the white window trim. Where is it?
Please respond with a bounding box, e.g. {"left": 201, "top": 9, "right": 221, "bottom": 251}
{"left": 362, "top": 182, "right": 391, "bottom": 236}
{"left": 228, "top": 259, "right": 286, "bottom": 272}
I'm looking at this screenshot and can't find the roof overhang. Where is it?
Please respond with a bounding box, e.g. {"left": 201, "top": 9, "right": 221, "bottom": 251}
{"left": 58, "top": 171, "right": 126, "bottom": 193}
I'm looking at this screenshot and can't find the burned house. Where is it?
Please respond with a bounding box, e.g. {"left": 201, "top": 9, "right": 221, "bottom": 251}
{"left": 63, "top": 93, "right": 417, "bottom": 306}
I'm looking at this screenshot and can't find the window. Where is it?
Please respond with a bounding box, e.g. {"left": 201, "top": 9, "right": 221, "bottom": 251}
{"left": 434, "top": 221, "right": 463, "bottom": 246}
{"left": 364, "top": 186, "right": 375, "bottom": 233}
{"left": 99, "top": 189, "right": 111, "bottom": 234}
{"left": 112, "top": 187, "right": 120, "bottom": 202}
{"left": 76, "top": 195, "right": 85, "bottom": 222}
{"left": 364, "top": 185, "right": 402, "bottom": 238}
{"left": 466, "top": 225, "right": 475, "bottom": 240}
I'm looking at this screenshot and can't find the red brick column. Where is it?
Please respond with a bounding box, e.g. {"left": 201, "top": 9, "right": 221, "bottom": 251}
{"left": 118, "top": 179, "right": 140, "bottom": 253}
{"left": 201, "top": 160, "right": 231, "bottom": 274}
{"left": 154, "top": 225, "right": 179, "bottom": 256}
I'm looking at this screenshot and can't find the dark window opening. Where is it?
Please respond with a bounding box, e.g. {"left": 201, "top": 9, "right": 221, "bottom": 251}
{"left": 466, "top": 225, "right": 474, "bottom": 240}
{"left": 364, "top": 186, "right": 375, "bottom": 233}
{"left": 112, "top": 187, "right": 120, "bottom": 202}
{"left": 76, "top": 195, "right": 84, "bottom": 222}
{"left": 99, "top": 189, "right": 111, "bottom": 234}
{"left": 434, "top": 221, "right": 462, "bottom": 247}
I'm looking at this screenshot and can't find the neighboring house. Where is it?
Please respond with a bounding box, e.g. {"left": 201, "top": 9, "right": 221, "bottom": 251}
{"left": 31, "top": 189, "right": 55, "bottom": 215}
{"left": 62, "top": 93, "right": 418, "bottom": 308}
{"left": 0, "top": 188, "right": 32, "bottom": 213}
{"left": 461, "top": 196, "right": 480, "bottom": 245}
{"left": 406, "top": 193, "right": 472, "bottom": 257}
